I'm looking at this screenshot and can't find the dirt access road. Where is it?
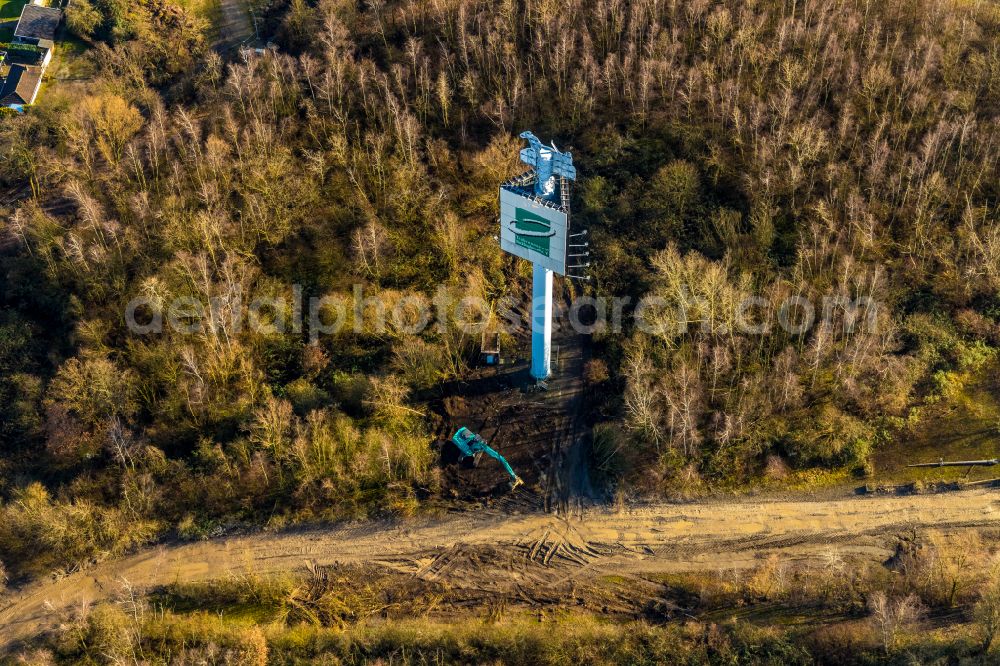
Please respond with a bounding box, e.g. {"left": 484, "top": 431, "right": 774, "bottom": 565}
{"left": 213, "top": 0, "right": 255, "bottom": 53}
{"left": 2, "top": 488, "right": 999, "bottom": 651}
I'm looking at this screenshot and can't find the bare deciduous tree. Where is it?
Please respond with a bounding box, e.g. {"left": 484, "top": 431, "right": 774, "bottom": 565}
{"left": 868, "top": 592, "right": 922, "bottom": 655}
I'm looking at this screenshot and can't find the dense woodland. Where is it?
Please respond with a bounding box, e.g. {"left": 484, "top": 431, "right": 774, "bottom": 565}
{"left": 0, "top": 0, "right": 999, "bottom": 597}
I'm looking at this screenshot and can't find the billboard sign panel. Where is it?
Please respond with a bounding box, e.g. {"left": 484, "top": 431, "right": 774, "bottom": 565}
{"left": 499, "top": 187, "right": 568, "bottom": 275}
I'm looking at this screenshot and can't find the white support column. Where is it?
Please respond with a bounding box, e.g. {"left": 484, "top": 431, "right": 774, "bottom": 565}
{"left": 531, "top": 262, "right": 553, "bottom": 380}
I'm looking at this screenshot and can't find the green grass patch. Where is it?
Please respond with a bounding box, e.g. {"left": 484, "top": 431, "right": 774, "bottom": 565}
{"left": 0, "top": 0, "right": 26, "bottom": 21}
{"left": 873, "top": 359, "right": 1000, "bottom": 485}
{"left": 46, "top": 34, "right": 94, "bottom": 79}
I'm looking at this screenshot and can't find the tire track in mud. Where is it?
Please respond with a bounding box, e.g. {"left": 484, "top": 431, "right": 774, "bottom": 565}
{"left": 1, "top": 488, "right": 999, "bottom": 652}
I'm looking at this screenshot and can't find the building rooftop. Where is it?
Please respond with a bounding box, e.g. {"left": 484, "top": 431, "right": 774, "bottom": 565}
{"left": 0, "top": 64, "right": 43, "bottom": 106}
{"left": 13, "top": 5, "right": 62, "bottom": 42}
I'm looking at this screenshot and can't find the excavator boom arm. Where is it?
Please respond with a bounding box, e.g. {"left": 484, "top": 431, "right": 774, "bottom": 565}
{"left": 477, "top": 443, "right": 519, "bottom": 482}
{"left": 449, "top": 427, "right": 522, "bottom": 487}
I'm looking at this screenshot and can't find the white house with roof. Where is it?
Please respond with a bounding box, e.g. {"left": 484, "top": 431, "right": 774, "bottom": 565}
{"left": 1, "top": 4, "right": 62, "bottom": 110}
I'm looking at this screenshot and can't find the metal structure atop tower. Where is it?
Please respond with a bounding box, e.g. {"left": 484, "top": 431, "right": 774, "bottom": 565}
{"left": 498, "top": 132, "right": 580, "bottom": 380}
{"left": 518, "top": 131, "right": 577, "bottom": 199}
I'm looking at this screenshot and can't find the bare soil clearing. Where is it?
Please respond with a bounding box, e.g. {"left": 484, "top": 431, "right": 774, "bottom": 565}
{"left": 431, "top": 281, "right": 593, "bottom": 513}
{"left": 2, "top": 487, "right": 998, "bottom": 652}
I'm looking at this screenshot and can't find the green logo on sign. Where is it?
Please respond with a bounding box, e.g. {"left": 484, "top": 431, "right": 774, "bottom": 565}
{"left": 509, "top": 207, "right": 554, "bottom": 257}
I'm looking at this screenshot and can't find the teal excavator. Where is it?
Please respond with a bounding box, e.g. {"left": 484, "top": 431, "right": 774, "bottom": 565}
{"left": 450, "top": 427, "right": 523, "bottom": 490}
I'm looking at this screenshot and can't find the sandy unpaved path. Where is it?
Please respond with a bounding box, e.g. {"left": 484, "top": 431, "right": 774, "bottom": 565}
{"left": 2, "top": 488, "right": 998, "bottom": 650}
